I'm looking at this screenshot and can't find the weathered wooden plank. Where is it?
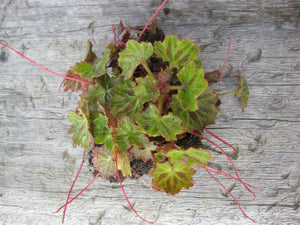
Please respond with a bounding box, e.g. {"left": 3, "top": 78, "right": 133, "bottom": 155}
{"left": 0, "top": 0, "right": 299, "bottom": 224}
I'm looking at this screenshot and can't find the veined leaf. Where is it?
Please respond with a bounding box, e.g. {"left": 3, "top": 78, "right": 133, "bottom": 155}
{"left": 166, "top": 148, "right": 211, "bottom": 167}
{"left": 119, "top": 40, "right": 153, "bottom": 79}
{"left": 68, "top": 110, "right": 92, "bottom": 149}
{"left": 177, "top": 61, "right": 208, "bottom": 111}
{"left": 73, "top": 61, "right": 96, "bottom": 79}
{"left": 151, "top": 161, "right": 196, "bottom": 195}
{"left": 112, "top": 117, "right": 149, "bottom": 153}
{"left": 92, "top": 113, "right": 112, "bottom": 150}
{"left": 234, "top": 73, "right": 249, "bottom": 112}
{"left": 154, "top": 35, "right": 198, "bottom": 71}
{"left": 80, "top": 85, "right": 106, "bottom": 113}
{"left": 92, "top": 146, "right": 116, "bottom": 178}
{"left": 185, "top": 148, "right": 211, "bottom": 167}
{"left": 172, "top": 87, "right": 217, "bottom": 132}
{"left": 94, "top": 47, "right": 111, "bottom": 76}
{"left": 131, "top": 143, "right": 157, "bottom": 162}
{"left": 135, "top": 105, "right": 183, "bottom": 141}
{"left": 134, "top": 76, "right": 159, "bottom": 103}
{"left": 109, "top": 80, "right": 143, "bottom": 118}
{"left": 60, "top": 72, "right": 83, "bottom": 92}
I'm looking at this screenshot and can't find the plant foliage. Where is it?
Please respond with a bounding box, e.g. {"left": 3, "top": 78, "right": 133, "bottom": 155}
{"left": 64, "top": 23, "right": 249, "bottom": 195}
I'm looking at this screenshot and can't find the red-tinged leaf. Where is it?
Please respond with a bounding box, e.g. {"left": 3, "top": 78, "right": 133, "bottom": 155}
{"left": 60, "top": 72, "right": 83, "bottom": 92}
{"left": 109, "top": 80, "right": 143, "bottom": 118}
{"left": 171, "top": 87, "right": 217, "bottom": 132}
{"left": 92, "top": 145, "right": 116, "bottom": 178}
{"left": 151, "top": 161, "right": 196, "bottom": 195}
{"left": 112, "top": 117, "right": 149, "bottom": 153}
{"left": 134, "top": 105, "right": 183, "bottom": 141}
{"left": 134, "top": 76, "right": 159, "bottom": 103}
{"left": 234, "top": 73, "right": 249, "bottom": 112}
{"left": 68, "top": 110, "right": 92, "bottom": 149}
{"left": 153, "top": 35, "right": 199, "bottom": 71}
{"left": 94, "top": 46, "right": 111, "bottom": 76}
{"left": 177, "top": 61, "right": 208, "bottom": 111}
{"left": 119, "top": 40, "right": 153, "bottom": 79}
{"left": 131, "top": 143, "right": 157, "bottom": 162}
{"left": 84, "top": 40, "right": 97, "bottom": 63}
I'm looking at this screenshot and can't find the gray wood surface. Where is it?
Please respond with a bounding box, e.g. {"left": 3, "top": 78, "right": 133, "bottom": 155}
{"left": 0, "top": 0, "right": 299, "bottom": 224}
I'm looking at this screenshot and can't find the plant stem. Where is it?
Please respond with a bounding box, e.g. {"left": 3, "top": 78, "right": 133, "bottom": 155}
{"left": 218, "top": 91, "right": 236, "bottom": 98}
{"left": 165, "top": 85, "right": 182, "bottom": 92}
{"left": 141, "top": 60, "right": 157, "bottom": 81}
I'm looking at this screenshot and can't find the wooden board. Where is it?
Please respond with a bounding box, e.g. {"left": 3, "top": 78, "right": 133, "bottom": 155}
{"left": 0, "top": 0, "right": 299, "bottom": 224}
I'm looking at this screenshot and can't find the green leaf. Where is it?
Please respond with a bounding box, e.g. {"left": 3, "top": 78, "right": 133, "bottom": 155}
{"left": 92, "top": 146, "right": 116, "bottom": 178}
{"left": 134, "top": 76, "right": 159, "bottom": 103}
{"left": 177, "top": 62, "right": 208, "bottom": 111}
{"left": 80, "top": 85, "right": 106, "bottom": 113}
{"left": 151, "top": 161, "right": 196, "bottom": 195}
{"left": 154, "top": 35, "right": 199, "bottom": 71}
{"left": 119, "top": 40, "right": 153, "bottom": 79}
{"left": 92, "top": 113, "right": 111, "bottom": 146}
{"left": 185, "top": 148, "right": 211, "bottom": 167}
{"left": 131, "top": 143, "right": 157, "bottom": 162}
{"left": 234, "top": 73, "right": 249, "bottom": 112}
{"left": 172, "top": 87, "right": 217, "bottom": 132}
{"left": 117, "top": 152, "right": 132, "bottom": 178}
{"left": 68, "top": 110, "right": 92, "bottom": 149}
{"left": 95, "top": 74, "right": 123, "bottom": 108}
{"left": 109, "top": 80, "right": 143, "bottom": 118}
{"left": 112, "top": 117, "right": 149, "bottom": 153}
{"left": 94, "top": 47, "right": 111, "bottom": 76}
{"left": 135, "top": 105, "right": 183, "bottom": 141}
{"left": 166, "top": 148, "right": 211, "bottom": 167}
{"left": 73, "top": 62, "right": 96, "bottom": 78}
{"left": 166, "top": 150, "right": 185, "bottom": 164}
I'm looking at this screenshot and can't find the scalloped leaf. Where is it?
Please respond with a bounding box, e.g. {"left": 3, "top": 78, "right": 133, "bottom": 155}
{"left": 119, "top": 40, "right": 153, "bottom": 79}
{"left": 177, "top": 61, "right": 208, "bottom": 111}
{"left": 234, "top": 73, "right": 249, "bottom": 112}
{"left": 68, "top": 110, "right": 92, "bottom": 149}
{"left": 80, "top": 85, "right": 106, "bottom": 113}
{"left": 151, "top": 161, "right": 196, "bottom": 195}
{"left": 135, "top": 105, "right": 183, "bottom": 141}
{"left": 166, "top": 148, "right": 211, "bottom": 166}
{"left": 92, "top": 146, "right": 116, "bottom": 178}
{"left": 185, "top": 148, "right": 212, "bottom": 167}
{"left": 171, "top": 87, "right": 217, "bottom": 132}
{"left": 73, "top": 61, "right": 97, "bottom": 79}
{"left": 134, "top": 76, "right": 159, "bottom": 103}
{"left": 109, "top": 80, "right": 143, "bottom": 118}
{"left": 112, "top": 117, "right": 149, "bottom": 153}
{"left": 131, "top": 143, "right": 157, "bottom": 162}
{"left": 153, "top": 35, "right": 198, "bottom": 71}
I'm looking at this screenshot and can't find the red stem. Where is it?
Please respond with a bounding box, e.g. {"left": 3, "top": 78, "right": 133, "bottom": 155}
{"left": 0, "top": 42, "right": 94, "bottom": 86}
{"left": 137, "top": 0, "right": 169, "bottom": 42}
{"left": 217, "top": 38, "right": 232, "bottom": 99}
{"left": 191, "top": 131, "right": 257, "bottom": 199}
{"left": 115, "top": 151, "right": 157, "bottom": 224}
{"left": 52, "top": 171, "right": 101, "bottom": 214}
{"left": 61, "top": 149, "right": 86, "bottom": 223}
{"left": 131, "top": 167, "right": 162, "bottom": 191}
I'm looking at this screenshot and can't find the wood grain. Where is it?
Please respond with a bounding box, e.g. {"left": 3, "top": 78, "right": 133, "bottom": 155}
{"left": 0, "top": 0, "right": 299, "bottom": 224}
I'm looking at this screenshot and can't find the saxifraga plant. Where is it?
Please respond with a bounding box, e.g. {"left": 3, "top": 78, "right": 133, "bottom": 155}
{"left": 0, "top": 0, "right": 257, "bottom": 224}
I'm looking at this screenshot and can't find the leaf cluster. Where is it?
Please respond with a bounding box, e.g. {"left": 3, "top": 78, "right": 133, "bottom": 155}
{"left": 63, "top": 26, "right": 249, "bottom": 194}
